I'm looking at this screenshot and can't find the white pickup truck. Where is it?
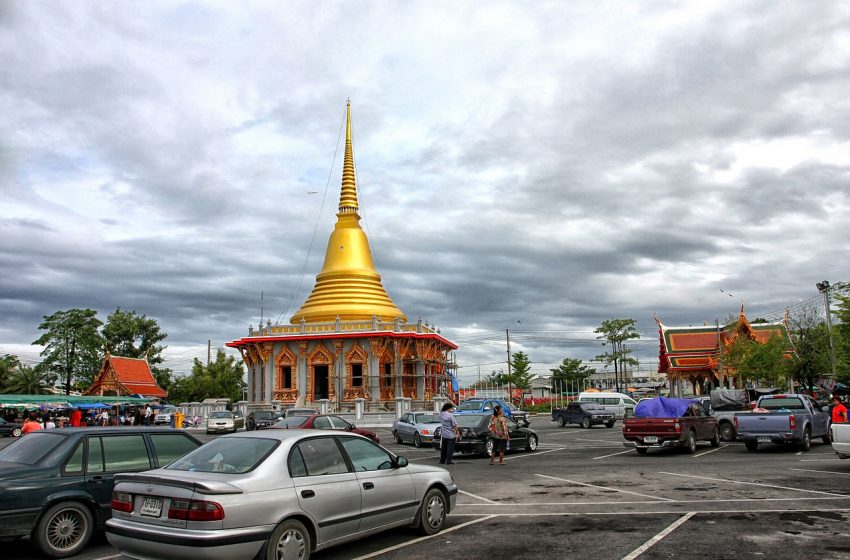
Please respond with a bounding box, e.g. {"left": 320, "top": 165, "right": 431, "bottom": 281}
{"left": 830, "top": 423, "right": 850, "bottom": 458}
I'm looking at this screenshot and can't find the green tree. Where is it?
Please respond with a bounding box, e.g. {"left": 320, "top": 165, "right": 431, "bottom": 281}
{"left": 594, "top": 318, "right": 640, "bottom": 393}
{"left": 102, "top": 308, "right": 171, "bottom": 384}
{"left": 0, "top": 354, "right": 24, "bottom": 392}
{"left": 786, "top": 306, "right": 832, "bottom": 392}
{"left": 167, "top": 349, "right": 245, "bottom": 403}
{"left": 506, "top": 351, "right": 535, "bottom": 392}
{"left": 725, "top": 333, "right": 790, "bottom": 389}
{"left": 833, "top": 292, "right": 850, "bottom": 384}
{"left": 550, "top": 357, "right": 597, "bottom": 382}
{"left": 6, "top": 364, "right": 53, "bottom": 394}
{"left": 33, "top": 308, "right": 103, "bottom": 394}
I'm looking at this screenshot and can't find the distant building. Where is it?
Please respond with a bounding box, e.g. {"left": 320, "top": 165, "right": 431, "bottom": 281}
{"left": 228, "top": 102, "right": 458, "bottom": 408}
{"left": 84, "top": 354, "right": 167, "bottom": 398}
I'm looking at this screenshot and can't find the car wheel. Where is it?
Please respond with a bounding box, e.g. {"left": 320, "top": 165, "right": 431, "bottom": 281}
{"left": 34, "top": 501, "right": 94, "bottom": 559}
{"left": 800, "top": 428, "right": 812, "bottom": 452}
{"left": 393, "top": 430, "right": 403, "bottom": 444}
{"left": 12, "top": 427, "right": 22, "bottom": 437}
{"left": 413, "top": 432, "right": 422, "bottom": 448}
{"left": 556, "top": 416, "right": 566, "bottom": 428}
{"left": 484, "top": 438, "right": 495, "bottom": 458}
{"left": 685, "top": 430, "right": 697, "bottom": 454}
{"left": 745, "top": 440, "right": 758, "bottom": 452}
{"left": 605, "top": 421, "right": 615, "bottom": 428}
{"left": 416, "top": 488, "right": 447, "bottom": 535}
{"left": 580, "top": 417, "right": 591, "bottom": 429}
{"left": 636, "top": 447, "right": 648, "bottom": 455}
{"left": 710, "top": 427, "right": 720, "bottom": 448}
{"left": 266, "top": 518, "right": 311, "bottom": 560}
{"left": 719, "top": 422, "right": 735, "bottom": 442}
{"left": 823, "top": 425, "right": 832, "bottom": 445}
{"left": 525, "top": 434, "right": 538, "bottom": 452}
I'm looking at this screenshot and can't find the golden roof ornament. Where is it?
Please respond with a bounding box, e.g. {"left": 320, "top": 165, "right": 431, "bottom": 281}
{"left": 290, "top": 101, "right": 407, "bottom": 325}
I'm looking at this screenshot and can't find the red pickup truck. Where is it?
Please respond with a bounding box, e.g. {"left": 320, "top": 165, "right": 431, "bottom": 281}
{"left": 623, "top": 398, "right": 720, "bottom": 454}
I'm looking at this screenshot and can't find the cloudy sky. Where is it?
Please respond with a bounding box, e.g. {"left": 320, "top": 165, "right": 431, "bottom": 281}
{"left": 2, "top": 1, "right": 849, "bottom": 384}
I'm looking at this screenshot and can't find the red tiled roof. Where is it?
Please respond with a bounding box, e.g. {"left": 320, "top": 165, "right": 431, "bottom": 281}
{"left": 84, "top": 355, "right": 167, "bottom": 398}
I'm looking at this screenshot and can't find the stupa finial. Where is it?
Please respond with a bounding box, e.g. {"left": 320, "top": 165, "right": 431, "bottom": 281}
{"left": 339, "top": 99, "right": 359, "bottom": 213}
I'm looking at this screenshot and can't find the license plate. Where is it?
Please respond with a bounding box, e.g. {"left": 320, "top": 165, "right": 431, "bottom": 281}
{"left": 140, "top": 496, "right": 163, "bottom": 517}
{"left": 757, "top": 436, "right": 772, "bottom": 443}
{"left": 643, "top": 436, "right": 658, "bottom": 443}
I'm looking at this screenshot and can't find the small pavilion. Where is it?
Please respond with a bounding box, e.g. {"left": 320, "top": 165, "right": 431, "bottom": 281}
{"left": 84, "top": 354, "right": 167, "bottom": 398}
{"left": 228, "top": 102, "right": 458, "bottom": 409}
{"left": 656, "top": 306, "right": 792, "bottom": 393}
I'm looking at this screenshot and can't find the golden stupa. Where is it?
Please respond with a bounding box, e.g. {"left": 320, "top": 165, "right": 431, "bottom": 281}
{"left": 290, "top": 101, "right": 408, "bottom": 325}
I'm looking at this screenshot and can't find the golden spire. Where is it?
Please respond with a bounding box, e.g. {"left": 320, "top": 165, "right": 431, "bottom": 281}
{"left": 290, "top": 100, "right": 407, "bottom": 325}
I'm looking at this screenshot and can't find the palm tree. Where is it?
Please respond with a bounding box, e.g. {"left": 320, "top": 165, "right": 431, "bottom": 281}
{"left": 6, "top": 365, "right": 53, "bottom": 394}
{"left": 0, "top": 354, "right": 23, "bottom": 392}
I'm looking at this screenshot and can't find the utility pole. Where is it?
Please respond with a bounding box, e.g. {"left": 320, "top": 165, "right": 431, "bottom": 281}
{"left": 715, "top": 318, "right": 723, "bottom": 388}
{"left": 207, "top": 340, "right": 211, "bottom": 367}
{"left": 506, "top": 329, "right": 512, "bottom": 401}
{"left": 816, "top": 281, "right": 837, "bottom": 377}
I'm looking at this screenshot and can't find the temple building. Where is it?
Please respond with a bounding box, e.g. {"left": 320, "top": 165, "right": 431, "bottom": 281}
{"left": 84, "top": 354, "right": 167, "bottom": 398}
{"left": 656, "top": 306, "right": 792, "bottom": 393}
{"left": 228, "top": 102, "right": 458, "bottom": 409}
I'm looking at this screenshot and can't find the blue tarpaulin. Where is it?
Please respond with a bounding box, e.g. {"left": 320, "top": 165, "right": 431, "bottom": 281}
{"left": 76, "top": 402, "right": 110, "bottom": 410}
{"left": 634, "top": 397, "right": 698, "bottom": 418}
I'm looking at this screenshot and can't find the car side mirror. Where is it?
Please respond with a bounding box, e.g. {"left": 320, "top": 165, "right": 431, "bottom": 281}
{"left": 349, "top": 424, "right": 356, "bottom": 429}
{"left": 395, "top": 456, "right": 408, "bottom": 468}
{"left": 823, "top": 405, "right": 831, "bottom": 412}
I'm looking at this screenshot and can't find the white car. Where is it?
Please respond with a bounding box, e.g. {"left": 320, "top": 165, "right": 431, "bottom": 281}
{"left": 206, "top": 410, "right": 237, "bottom": 434}
{"left": 831, "top": 422, "right": 850, "bottom": 458}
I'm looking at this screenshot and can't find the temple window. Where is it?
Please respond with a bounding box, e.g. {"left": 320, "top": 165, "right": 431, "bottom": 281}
{"left": 383, "top": 363, "right": 392, "bottom": 386}
{"left": 279, "top": 365, "right": 293, "bottom": 389}
{"left": 351, "top": 363, "right": 364, "bottom": 387}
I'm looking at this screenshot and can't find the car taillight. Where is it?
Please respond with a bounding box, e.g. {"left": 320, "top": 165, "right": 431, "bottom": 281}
{"left": 789, "top": 415, "right": 796, "bottom": 430}
{"left": 168, "top": 498, "right": 225, "bottom": 521}
{"left": 673, "top": 422, "right": 680, "bottom": 432}
{"left": 111, "top": 491, "right": 133, "bottom": 513}
{"left": 422, "top": 429, "right": 430, "bottom": 435}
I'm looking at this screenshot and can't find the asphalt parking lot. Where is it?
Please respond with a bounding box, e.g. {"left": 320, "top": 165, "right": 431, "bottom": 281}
{"left": 5, "top": 419, "right": 850, "bottom": 559}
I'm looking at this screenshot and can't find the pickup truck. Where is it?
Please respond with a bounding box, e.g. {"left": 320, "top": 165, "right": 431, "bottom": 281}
{"left": 734, "top": 394, "right": 831, "bottom": 452}
{"left": 830, "top": 422, "right": 850, "bottom": 458}
{"left": 623, "top": 397, "right": 719, "bottom": 454}
{"left": 552, "top": 402, "right": 615, "bottom": 428}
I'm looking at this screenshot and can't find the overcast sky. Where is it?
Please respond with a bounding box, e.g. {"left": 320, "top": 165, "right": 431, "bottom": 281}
{"left": 2, "top": 2, "right": 849, "bottom": 384}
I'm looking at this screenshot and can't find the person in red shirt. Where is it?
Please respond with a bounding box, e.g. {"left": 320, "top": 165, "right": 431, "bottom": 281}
{"left": 21, "top": 412, "right": 43, "bottom": 435}
{"left": 831, "top": 395, "right": 848, "bottom": 423}
{"left": 70, "top": 408, "right": 82, "bottom": 427}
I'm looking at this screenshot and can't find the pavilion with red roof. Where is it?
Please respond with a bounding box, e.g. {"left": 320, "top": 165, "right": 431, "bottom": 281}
{"left": 84, "top": 354, "right": 167, "bottom": 398}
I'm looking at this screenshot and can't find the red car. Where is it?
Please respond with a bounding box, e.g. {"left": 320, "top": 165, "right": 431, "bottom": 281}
{"left": 271, "top": 414, "right": 380, "bottom": 443}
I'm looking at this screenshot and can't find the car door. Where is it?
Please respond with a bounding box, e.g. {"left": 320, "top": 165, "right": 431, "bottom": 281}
{"left": 397, "top": 414, "right": 413, "bottom": 441}
{"left": 289, "top": 436, "right": 362, "bottom": 545}
{"left": 566, "top": 403, "right": 580, "bottom": 424}
{"left": 338, "top": 435, "right": 416, "bottom": 532}
{"left": 85, "top": 434, "right": 153, "bottom": 511}
{"left": 806, "top": 396, "right": 829, "bottom": 435}
{"left": 506, "top": 417, "right": 526, "bottom": 449}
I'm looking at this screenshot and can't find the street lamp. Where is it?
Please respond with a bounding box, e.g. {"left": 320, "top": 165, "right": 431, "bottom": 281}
{"left": 816, "top": 280, "right": 837, "bottom": 377}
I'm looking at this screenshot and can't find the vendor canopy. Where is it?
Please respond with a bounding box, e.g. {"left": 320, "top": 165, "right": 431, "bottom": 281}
{"left": 0, "top": 394, "right": 156, "bottom": 407}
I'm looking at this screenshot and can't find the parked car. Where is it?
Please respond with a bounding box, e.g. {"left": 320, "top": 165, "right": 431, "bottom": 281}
{"left": 552, "top": 402, "right": 615, "bottom": 428}
{"left": 106, "top": 430, "right": 457, "bottom": 560}
{"left": 830, "top": 422, "right": 850, "bottom": 458}
{"left": 578, "top": 392, "right": 637, "bottom": 420}
{"left": 432, "top": 412, "right": 539, "bottom": 457}
{"left": 734, "top": 393, "right": 831, "bottom": 452}
{"left": 271, "top": 414, "right": 380, "bottom": 443}
{"left": 455, "top": 398, "right": 529, "bottom": 426}
{"left": 392, "top": 411, "right": 441, "bottom": 447}
{"left": 623, "top": 397, "right": 719, "bottom": 454}
{"left": 696, "top": 389, "right": 753, "bottom": 441}
{"left": 206, "top": 410, "right": 237, "bottom": 434}
{"left": 0, "top": 417, "right": 23, "bottom": 437}
{"left": 153, "top": 405, "right": 178, "bottom": 426}
{"left": 0, "top": 427, "right": 201, "bottom": 558}
{"left": 246, "top": 409, "right": 283, "bottom": 430}
{"left": 232, "top": 410, "right": 245, "bottom": 429}
{"left": 283, "top": 406, "right": 319, "bottom": 418}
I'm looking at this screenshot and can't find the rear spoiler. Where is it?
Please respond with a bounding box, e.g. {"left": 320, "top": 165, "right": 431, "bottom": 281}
{"left": 113, "top": 472, "right": 243, "bottom": 494}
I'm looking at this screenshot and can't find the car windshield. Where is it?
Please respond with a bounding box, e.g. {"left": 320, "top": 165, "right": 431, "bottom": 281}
{"left": 415, "top": 414, "right": 440, "bottom": 424}
{"left": 760, "top": 398, "right": 805, "bottom": 410}
{"left": 455, "top": 414, "right": 487, "bottom": 427}
{"left": 456, "top": 401, "right": 483, "bottom": 411}
{"left": 209, "top": 411, "right": 232, "bottom": 419}
{"left": 582, "top": 403, "right": 605, "bottom": 411}
{"left": 0, "top": 432, "right": 67, "bottom": 465}
{"left": 167, "top": 438, "right": 278, "bottom": 474}
{"left": 275, "top": 416, "right": 309, "bottom": 428}
{"left": 254, "top": 411, "right": 275, "bottom": 419}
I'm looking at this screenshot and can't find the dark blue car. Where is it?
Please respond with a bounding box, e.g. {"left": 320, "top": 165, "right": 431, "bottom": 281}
{"left": 0, "top": 427, "right": 201, "bottom": 558}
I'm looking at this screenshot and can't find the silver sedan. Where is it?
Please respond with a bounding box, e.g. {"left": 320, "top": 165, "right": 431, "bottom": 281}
{"left": 392, "top": 411, "right": 442, "bottom": 447}
{"left": 106, "top": 430, "right": 458, "bottom": 560}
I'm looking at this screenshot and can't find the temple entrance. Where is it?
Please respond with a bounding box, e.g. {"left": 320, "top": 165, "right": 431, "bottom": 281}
{"left": 313, "top": 365, "right": 329, "bottom": 400}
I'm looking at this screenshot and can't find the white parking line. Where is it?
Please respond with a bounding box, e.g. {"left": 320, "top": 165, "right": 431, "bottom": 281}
{"left": 659, "top": 471, "right": 847, "bottom": 496}
{"left": 621, "top": 512, "right": 695, "bottom": 560}
{"left": 535, "top": 474, "right": 675, "bottom": 501}
{"left": 349, "top": 514, "right": 497, "bottom": 560}
{"left": 452, "top": 495, "right": 850, "bottom": 507}
{"left": 450, "top": 506, "right": 849, "bottom": 517}
{"left": 459, "top": 489, "right": 499, "bottom": 504}
{"left": 790, "top": 468, "right": 850, "bottom": 476}
{"left": 692, "top": 444, "right": 728, "bottom": 458}
{"left": 503, "top": 447, "right": 566, "bottom": 461}
{"left": 593, "top": 449, "right": 635, "bottom": 460}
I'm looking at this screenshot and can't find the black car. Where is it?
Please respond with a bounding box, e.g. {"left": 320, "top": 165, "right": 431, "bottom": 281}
{"left": 0, "top": 417, "right": 23, "bottom": 437}
{"left": 0, "top": 427, "right": 202, "bottom": 558}
{"left": 432, "top": 413, "right": 539, "bottom": 458}
{"left": 245, "top": 409, "right": 282, "bottom": 430}
{"left": 552, "top": 402, "right": 616, "bottom": 428}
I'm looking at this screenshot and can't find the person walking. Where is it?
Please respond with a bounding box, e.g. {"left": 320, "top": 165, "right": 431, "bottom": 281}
{"left": 100, "top": 409, "right": 110, "bottom": 426}
{"left": 832, "top": 395, "right": 848, "bottom": 424}
{"left": 438, "top": 402, "right": 460, "bottom": 465}
{"left": 22, "top": 411, "right": 43, "bottom": 435}
{"left": 143, "top": 405, "right": 153, "bottom": 426}
{"left": 488, "top": 405, "right": 511, "bottom": 465}
{"left": 70, "top": 407, "right": 82, "bottom": 427}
